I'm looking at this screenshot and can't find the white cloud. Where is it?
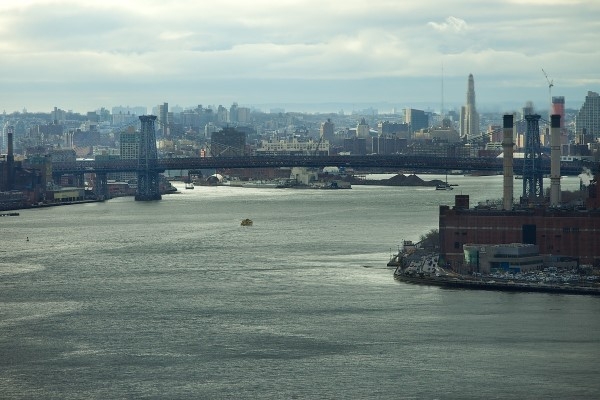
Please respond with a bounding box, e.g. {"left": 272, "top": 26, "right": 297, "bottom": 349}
{"left": 0, "top": 0, "right": 598, "bottom": 112}
{"left": 428, "top": 16, "right": 470, "bottom": 34}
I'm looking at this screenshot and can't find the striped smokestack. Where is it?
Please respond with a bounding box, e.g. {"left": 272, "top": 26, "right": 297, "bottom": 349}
{"left": 502, "top": 114, "right": 514, "bottom": 210}
{"left": 550, "top": 114, "right": 561, "bottom": 206}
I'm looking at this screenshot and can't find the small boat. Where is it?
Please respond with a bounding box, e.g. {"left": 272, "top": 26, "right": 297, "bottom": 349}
{"left": 241, "top": 218, "right": 253, "bottom": 226}
{"left": 185, "top": 182, "right": 194, "bottom": 190}
{"left": 435, "top": 183, "right": 453, "bottom": 190}
{"left": 435, "top": 173, "right": 453, "bottom": 190}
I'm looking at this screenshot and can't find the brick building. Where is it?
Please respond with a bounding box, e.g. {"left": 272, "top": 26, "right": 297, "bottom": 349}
{"left": 439, "top": 192, "right": 600, "bottom": 272}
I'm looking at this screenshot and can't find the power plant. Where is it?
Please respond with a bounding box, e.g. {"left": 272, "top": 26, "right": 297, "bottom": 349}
{"left": 439, "top": 114, "right": 600, "bottom": 271}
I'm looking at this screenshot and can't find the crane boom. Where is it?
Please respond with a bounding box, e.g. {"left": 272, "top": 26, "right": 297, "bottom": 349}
{"left": 542, "top": 68, "right": 554, "bottom": 88}
{"left": 541, "top": 68, "right": 554, "bottom": 117}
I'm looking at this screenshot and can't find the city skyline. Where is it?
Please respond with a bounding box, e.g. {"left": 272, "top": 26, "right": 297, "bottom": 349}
{"left": 1, "top": 0, "right": 599, "bottom": 114}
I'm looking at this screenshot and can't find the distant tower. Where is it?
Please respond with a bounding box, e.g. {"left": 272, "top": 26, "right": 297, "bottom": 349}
{"left": 459, "top": 74, "right": 480, "bottom": 140}
{"left": 320, "top": 118, "right": 335, "bottom": 142}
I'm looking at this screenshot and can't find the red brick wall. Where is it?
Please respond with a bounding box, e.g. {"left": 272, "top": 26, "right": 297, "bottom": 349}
{"left": 440, "top": 208, "right": 600, "bottom": 272}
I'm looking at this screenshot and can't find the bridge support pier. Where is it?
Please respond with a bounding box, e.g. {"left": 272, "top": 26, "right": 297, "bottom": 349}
{"left": 136, "top": 115, "right": 162, "bottom": 201}
{"left": 95, "top": 173, "right": 109, "bottom": 200}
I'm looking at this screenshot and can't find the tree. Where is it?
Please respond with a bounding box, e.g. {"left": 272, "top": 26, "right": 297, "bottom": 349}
{"left": 419, "top": 229, "right": 440, "bottom": 250}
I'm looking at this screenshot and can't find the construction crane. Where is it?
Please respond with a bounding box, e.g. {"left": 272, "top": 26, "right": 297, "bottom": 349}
{"left": 542, "top": 68, "right": 554, "bottom": 112}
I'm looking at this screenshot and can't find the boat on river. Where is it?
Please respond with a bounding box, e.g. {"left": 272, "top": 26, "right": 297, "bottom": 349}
{"left": 435, "top": 173, "right": 453, "bottom": 190}
{"left": 435, "top": 182, "right": 453, "bottom": 190}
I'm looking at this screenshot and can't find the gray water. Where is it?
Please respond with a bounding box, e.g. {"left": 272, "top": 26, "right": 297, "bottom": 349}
{"left": 1, "top": 175, "right": 598, "bottom": 399}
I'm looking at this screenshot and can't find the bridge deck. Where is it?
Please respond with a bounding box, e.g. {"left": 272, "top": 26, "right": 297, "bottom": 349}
{"left": 52, "top": 155, "right": 588, "bottom": 176}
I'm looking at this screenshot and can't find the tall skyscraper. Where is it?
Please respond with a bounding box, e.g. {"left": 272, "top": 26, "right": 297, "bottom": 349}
{"left": 576, "top": 91, "right": 600, "bottom": 144}
{"left": 459, "top": 74, "right": 480, "bottom": 140}
{"left": 158, "top": 102, "right": 169, "bottom": 137}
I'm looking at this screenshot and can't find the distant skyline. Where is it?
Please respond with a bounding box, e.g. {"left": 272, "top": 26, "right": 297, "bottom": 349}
{"left": 1, "top": 0, "right": 599, "bottom": 115}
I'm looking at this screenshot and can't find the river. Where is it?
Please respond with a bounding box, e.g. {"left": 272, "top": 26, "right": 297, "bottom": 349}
{"left": 1, "top": 174, "right": 598, "bottom": 399}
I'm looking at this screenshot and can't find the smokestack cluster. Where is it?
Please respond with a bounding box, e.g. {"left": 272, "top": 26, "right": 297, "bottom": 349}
{"left": 502, "top": 114, "right": 514, "bottom": 210}
{"left": 550, "top": 114, "right": 561, "bottom": 206}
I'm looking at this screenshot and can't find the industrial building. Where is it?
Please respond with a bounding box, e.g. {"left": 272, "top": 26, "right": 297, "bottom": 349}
{"left": 463, "top": 243, "right": 544, "bottom": 274}
{"left": 439, "top": 114, "right": 600, "bottom": 272}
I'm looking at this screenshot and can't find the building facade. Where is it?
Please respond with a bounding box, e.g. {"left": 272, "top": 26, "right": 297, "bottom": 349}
{"left": 119, "top": 129, "right": 139, "bottom": 182}
{"left": 320, "top": 118, "right": 335, "bottom": 142}
{"left": 256, "top": 137, "right": 329, "bottom": 156}
{"left": 356, "top": 118, "right": 369, "bottom": 138}
{"left": 576, "top": 91, "right": 600, "bottom": 143}
{"left": 210, "top": 128, "right": 246, "bottom": 157}
{"left": 405, "top": 109, "right": 428, "bottom": 134}
{"left": 439, "top": 195, "right": 600, "bottom": 272}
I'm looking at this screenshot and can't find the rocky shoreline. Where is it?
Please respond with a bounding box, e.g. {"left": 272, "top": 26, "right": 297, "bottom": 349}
{"left": 394, "top": 270, "right": 600, "bottom": 296}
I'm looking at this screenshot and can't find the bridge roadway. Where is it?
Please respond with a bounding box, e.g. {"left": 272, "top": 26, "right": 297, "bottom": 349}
{"left": 52, "top": 155, "right": 587, "bottom": 176}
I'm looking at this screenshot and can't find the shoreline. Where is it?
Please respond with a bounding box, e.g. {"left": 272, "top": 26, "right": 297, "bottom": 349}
{"left": 394, "top": 272, "right": 600, "bottom": 296}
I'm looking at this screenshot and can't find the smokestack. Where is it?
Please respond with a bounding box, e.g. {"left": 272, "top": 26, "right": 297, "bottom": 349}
{"left": 550, "top": 114, "right": 561, "bottom": 206}
{"left": 502, "top": 114, "right": 514, "bottom": 210}
{"left": 7, "top": 126, "right": 14, "bottom": 158}
{"left": 6, "top": 125, "right": 15, "bottom": 191}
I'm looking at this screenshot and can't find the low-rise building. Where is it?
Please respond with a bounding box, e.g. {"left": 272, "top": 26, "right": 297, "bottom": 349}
{"left": 463, "top": 243, "right": 544, "bottom": 274}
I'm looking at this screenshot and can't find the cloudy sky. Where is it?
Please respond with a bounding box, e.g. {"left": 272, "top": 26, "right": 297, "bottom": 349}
{"left": 0, "top": 0, "right": 598, "bottom": 114}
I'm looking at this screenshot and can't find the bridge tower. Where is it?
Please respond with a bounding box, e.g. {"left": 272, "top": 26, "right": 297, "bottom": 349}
{"left": 136, "top": 115, "right": 162, "bottom": 201}
{"left": 95, "top": 173, "right": 109, "bottom": 200}
{"left": 522, "top": 114, "right": 543, "bottom": 203}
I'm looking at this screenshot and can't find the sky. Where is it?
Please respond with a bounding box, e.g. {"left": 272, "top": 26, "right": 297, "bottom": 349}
{"left": 0, "top": 0, "right": 599, "bottom": 114}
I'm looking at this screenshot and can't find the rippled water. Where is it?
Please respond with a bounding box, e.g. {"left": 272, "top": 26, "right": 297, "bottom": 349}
{"left": 1, "top": 175, "right": 598, "bottom": 399}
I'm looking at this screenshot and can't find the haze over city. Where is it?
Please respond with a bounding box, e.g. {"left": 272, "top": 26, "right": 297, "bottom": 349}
{"left": 1, "top": 0, "right": 599, "bottom": 114}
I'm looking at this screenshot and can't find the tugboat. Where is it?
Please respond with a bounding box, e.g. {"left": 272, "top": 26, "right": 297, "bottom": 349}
{"left": 241, "top": 218, "right": 253, "bottom": 226}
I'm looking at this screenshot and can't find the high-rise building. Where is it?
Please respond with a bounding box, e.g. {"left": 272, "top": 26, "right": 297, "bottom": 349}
{"left": 405, "top": 108, "right": 428, "bottom": 135}
{"left": 158, "top": 103, "right": 169, "bottom": 137}
{"left": 576, "top": 91, "right": 600, "bottom": 143}
{"left": 356, "top": 118, "right": 369, "bottom": 138}
{"left": 119, "top": 128, "right": 139, "bottom": 183}
{"left": 320, "top": 118, "right": 335, "bottom": 142}
{"left": 459, "top": 74, "right": 480, "bottom": 140}
{"left": 236, "top": 107, "right": 250, "bottom": 124}
{"left": 229, "top": 103, "right": 239, "bottom": 123}
{"left": 210, "top": 127, "right": 246, "bottom": 157}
